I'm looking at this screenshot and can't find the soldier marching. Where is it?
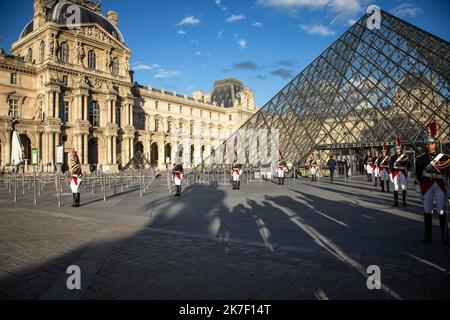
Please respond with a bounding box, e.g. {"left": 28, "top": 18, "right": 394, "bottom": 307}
{"left": 379, "top": 144, "right": 391, "bottom": 193}
{"left": 172, "top": 147, "right": 184, "bottom": 197}
{"left": 372, "top": 149, "right": 381, "bottom": 187}
{"left": 390, "top": 137, "right": 411, "bottom": 207}
{"left": 231, "top": 151, "right": 242, "bottom": 190}
{"left": 309, "top": 154, "right": 318, "bottom": 182}
{"left": 277, "top": 151, "right": 287, "bottom": 185}
{"left": 364, "top": 149, "right": 373, "bottom": 183}
{"left": 415, "top": 122, "right": 449, "bottom": 244}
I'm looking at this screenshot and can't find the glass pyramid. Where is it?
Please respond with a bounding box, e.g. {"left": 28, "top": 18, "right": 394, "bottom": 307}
{"left": 204, "top": 10, "right": 449, "bottom": 169}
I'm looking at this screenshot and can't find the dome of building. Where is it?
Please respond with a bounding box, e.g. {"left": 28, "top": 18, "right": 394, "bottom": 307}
{"left": 19, "top": 0, "right": 124, "bottom": 43}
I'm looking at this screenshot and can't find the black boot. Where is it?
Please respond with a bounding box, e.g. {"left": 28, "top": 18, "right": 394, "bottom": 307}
{"left": 178, "top": 186, "right": 182, "bottom": 196}
{"left": 75, "top": 193, "right": 80, "bottom": 207}
{"left": 238, "top": 181, "right": 240, "bottom": 190}
{"left": 374, "top": 177, "right": 378, "bottom": 186}
{"left": 367, "top": 174, "right": 369, "bottom": 182}
{"left": 282, "top": 177, "right": 285, "bottom": 185}
{"left": 381, "top": 180, "right": 385, "bottom": 192}
{"left": 278, "top": 178, "right": 281, "bottom": 185}
{"left": 402, "top": 190, "right": 407, "bottom": 207}
{"left": 386, "top": 181, "right": 390, "bottom": 193}
{"left": 439, "top": 214, "right": 448, "bottom": 244}
{"left": 393, "top": 191, "right": 398, "bottom": 207}
{"left": 72, "top": 193, "right": 76, "bottom": 207}
{"left": 423, "top": 213, "right": 432, "bottom": 243}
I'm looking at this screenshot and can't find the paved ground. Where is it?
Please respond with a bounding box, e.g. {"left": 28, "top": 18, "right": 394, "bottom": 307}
{"left": 0, "top": 174, "right": 449, "bottom": 300}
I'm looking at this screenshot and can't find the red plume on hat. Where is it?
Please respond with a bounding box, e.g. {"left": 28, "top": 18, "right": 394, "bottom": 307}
{"left": 425, "top": 122, "right": 438, "bottom": 144}
{"left": 427, "top": 122, "right": 437, "bottom": 138}
{"left": 383, "top": 143, "right": 387, "bottom": 151}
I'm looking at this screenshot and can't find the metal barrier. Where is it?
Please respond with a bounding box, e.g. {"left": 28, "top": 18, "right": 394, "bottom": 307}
{"left": 0, "top": 168, "right": 157, "bottom": 207}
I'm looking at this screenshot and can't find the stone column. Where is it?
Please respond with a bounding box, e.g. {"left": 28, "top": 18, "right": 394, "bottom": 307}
{"left": 112, "top": 100, "right": 116, "bottom": 124}
{"left": 50, "top": 131, "right": 55, "bottom": 165}
{"left": 112, "top": 136, "right": 117, "bottom": 165}
{"left": 158, "top": 141, "right": 165, "bottom": 167}
{"left": 106, "top": 99, "right": 111, "bottom": 124}
{"left": 105, "top": 134, "right": 110, "bottom": 164}
{"left": 83, "top": 134, "right": 88, "bottom": 165}
{"left": 84, "top": 96, "right": 88, "bottom": 121}
{"left": 129, "top": 137, "right": 134, "bottom": 160}
{"left": 78, "top": 95, "right": 83, "bottom": 121}
{"left": 47, "top": 92, "right": 52, "bottom": 118}
{"left": 55, "top": 91, "right": 60, "bottom": 120}
{"left": 4, "top": 130, "right": 11, "bottom": 166}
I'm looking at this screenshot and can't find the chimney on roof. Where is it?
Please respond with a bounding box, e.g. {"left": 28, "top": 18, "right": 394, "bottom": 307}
{"left": 33, "top": 0, "right": 45, "bottom": 29}
{"left": 107, "top": 10, "right": 119, "bottom": 27}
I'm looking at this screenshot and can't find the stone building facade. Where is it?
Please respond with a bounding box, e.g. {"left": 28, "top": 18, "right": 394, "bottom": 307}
{"left": 0, "top": 0, "right": 256, "bottom": 172}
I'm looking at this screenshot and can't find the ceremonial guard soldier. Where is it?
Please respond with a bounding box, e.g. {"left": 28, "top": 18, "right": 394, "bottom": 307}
{"left": 231, "top": 151, "right": 242, "bottom": 190}
{"left": 373, "top": 149, "right": 381, "bottom": 187}
{"left": 415, "top": 123, "right": 449, "bottom": 244}
{"left": 309, "top": 154, "right": 318, "bottom": 182}
{"left": 379, "top": 144, "right": 391, "bottom": 193}
{"left": 69, "top": 150, "right": 83, "bottom": 207}
{"left": 172, "top": 148, "right": 184, "bottom": 197}
{"left": 277, "top": 152, "right": 287, "bottom": 185}
{"left": 390, "top": 137, "right": 410, "bottom": 207}
{"left": 364, "top": 149, "right": 373, "bottom": 182}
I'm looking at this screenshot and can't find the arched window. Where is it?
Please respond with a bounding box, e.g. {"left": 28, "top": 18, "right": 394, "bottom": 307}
{"left": 59, "top": 42, "right": 69, "bottom": 63}
{"left": 39, "top": 41, "right": 45, "bottom": 62}
{"left": 111, "top": 57, "right": 118, "bottom": 75}
{"left": 88, "top": 50, "right": 96, "bottom": 69}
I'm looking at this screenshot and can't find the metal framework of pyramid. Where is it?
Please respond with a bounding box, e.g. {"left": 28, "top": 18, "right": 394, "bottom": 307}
{"left": 206, "top": 10, "right": 449, "bottom": 168}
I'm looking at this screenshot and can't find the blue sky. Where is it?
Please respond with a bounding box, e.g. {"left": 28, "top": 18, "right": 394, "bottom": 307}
{"left": 0, "top": 0, "right": 449, "bottom": 106}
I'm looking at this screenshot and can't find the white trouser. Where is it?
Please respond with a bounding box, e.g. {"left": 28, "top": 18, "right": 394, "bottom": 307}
{"left": 173, "top": 175, "right": 182, "bottom": 186}
{"left": 70, "top": 177, "right": 82, "bottom": 193}
{"left": 380, "top": 169, "right": 389, "bottom": 181}
{"left": 423, "top": 182, "right": 448, "bottom": 215}
{"left": 310, "top": 167, "right": 317, "bottom": 175}
{"left": 393, "top": 171, "right": 407, "bottom": 191}
{"left": 373, "top": 167, "right": 380, "bottom": 177}
{"left": 232, "top": 172, "right": 240, "bottom": 182}
{"left": 366, "top": 165, "right": 373, "bottom": 175}
{"left": 277, "top": 168, "right": 285, "bottom": 178}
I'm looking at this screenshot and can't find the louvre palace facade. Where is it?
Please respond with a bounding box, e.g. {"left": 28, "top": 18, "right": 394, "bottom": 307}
{"left": 0, "top": 0, "right": 256, "bottom": 172}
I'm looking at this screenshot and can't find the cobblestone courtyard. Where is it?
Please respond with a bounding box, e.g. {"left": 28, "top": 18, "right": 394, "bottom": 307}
{"left": 0, "top": 175, "right": 449, "bottom": 299}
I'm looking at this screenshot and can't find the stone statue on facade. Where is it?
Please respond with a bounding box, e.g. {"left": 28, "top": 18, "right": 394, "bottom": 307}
{"left": 77, "top": 42, "right": 85, "bottom": 66}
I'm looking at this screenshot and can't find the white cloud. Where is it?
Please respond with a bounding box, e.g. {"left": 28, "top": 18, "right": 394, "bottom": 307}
{"left": 226, "top": 14, "right": 246, "bottom": 23}
{"left": 257, "top": 0, "right": 363, "bottom": 25}
{"left": 252, "top": 21, "right": 263, "bottom": 27}
{"left": 215, "top": 0, "right": 227, "bottom": 12}
{"left": 190, "top": 39, "right": 200, "bottom": 45}
{"left": 177, "top": 16, "right": 201, "bottom": 26}
{"left": 256, "top": 0, "right": 328, "bottom": 10}
{"left": 177, "top": 29, "right": 186, "bottom": 35}
{"left": 238, "top": 38, "right": 247, "bottom": 49}
{"left": 329, "top": 0, "right": 362, "bottom": 25}
{"left": 299, "top": 24, "right": 336, "bottom": 36}
{"left": 154, "top": 70, "right": 182, "bottom": 79}
{"left": 391, "top": 3, "right": 423, "bottom": 18}
{"left": 217, "top": 30, "right": 224, "bottom": 39}
{"left": 195, "top": 51, "right": 202, "bottom": 56}
{"left": 133, "top": 63, "right": 160, "bottom": 71}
